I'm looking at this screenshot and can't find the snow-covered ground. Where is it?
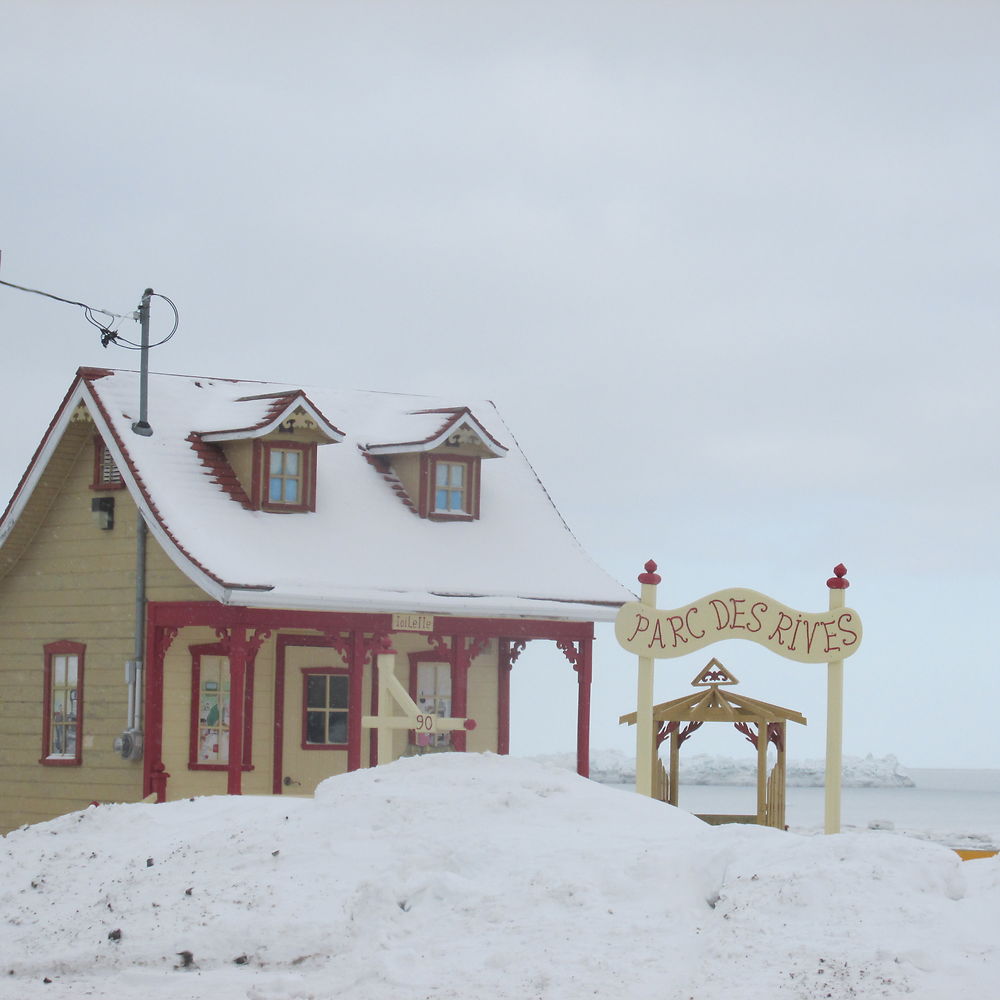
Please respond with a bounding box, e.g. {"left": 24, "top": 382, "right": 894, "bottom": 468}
{"left": 2, "top": 753, "right": 998, "bottom": 999}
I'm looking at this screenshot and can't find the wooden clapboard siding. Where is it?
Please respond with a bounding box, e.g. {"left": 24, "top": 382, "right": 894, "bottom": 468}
{"left": 0, "top": 423, "right": 204, "bottom": 832}
{"left": 466, "top": 647, "right": 499, "bottom": 753}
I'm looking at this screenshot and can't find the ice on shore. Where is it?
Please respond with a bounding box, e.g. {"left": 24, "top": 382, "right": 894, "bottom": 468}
{"left": 529, "top": 749, "right": 916, "bottom": 787}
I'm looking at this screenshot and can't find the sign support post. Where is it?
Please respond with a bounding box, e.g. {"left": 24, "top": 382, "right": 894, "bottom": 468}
{"left": 634, "top": 561, "right": 661, "bottom": 798}
{"left": 824, "top": 565, "right": 850, "bottom": 833}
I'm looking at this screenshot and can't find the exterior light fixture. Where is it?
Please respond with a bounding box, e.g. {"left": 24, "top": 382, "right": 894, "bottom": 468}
{"left": 91, "top": 496, "right": 115, "bottom": 530}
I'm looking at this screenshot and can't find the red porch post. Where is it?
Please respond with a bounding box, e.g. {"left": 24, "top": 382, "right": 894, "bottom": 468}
{"left": 142, "top": 612, "right": 176, "bottom": 800}
{"left": 227, "top": 626, "right": 248, "bottom": 795}
{"left": 348, "top": 631, "right": 365, "bottom": 771}
{"left": 451, "top": 637, "right": 468, "bottom": 752}
{"left": 497, "top": 640, "right": 513, "bottom": 755}
{"left": 575, "top": 637, "right": 593, "bottom": 779}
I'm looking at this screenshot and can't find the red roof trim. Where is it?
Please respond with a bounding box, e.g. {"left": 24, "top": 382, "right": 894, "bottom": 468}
{"left": 359, "top": 447, "right": 419, "bottom": 515}
{"left": 186, "top": 434, "right": 254, "bottom": 509}
{"left": 198, "top": 390, "right": 345, "bottom": 442}
{"left": 366, "top": 407, "right": 507, "bottom": 456}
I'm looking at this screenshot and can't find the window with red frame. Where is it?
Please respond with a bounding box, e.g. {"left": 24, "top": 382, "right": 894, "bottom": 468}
{"left": 420, "top": 454, "right": 480, "bottom": 520}
{"left": 255, "top": 440, "right": 316, "bottom": 512}
{"left": 42, "top": 641, "right": 84, "bottom": 764}
{"left": 410, "top": 655, "right": 452, "bottom": 749}
{"left": 301, "top": 668, "right": 349, "bottom": 747}
{"left": 189, "top": 647, "right": 253, "bottom": 770}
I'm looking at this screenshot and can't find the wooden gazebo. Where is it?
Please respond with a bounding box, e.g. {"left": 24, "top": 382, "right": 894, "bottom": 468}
{"left": 619, "top": 658, "right": 806, "bottom": 829}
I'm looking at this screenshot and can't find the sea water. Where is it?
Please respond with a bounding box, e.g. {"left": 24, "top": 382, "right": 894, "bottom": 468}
{"left": 668, "top": 769, "right": 1000, "bottom": 849}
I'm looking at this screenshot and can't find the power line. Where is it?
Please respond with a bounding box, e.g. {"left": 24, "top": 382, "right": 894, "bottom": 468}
{"left": 0, "top": 276, "right": 135, "bottom": 321}
{"left": 0, "top": 275, "right": 179, "bottom": 351}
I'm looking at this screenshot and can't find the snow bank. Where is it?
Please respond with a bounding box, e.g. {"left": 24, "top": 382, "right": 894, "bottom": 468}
{"left": 1, "top": 753, "right": 996, "bottom": 1000}
{"left": 531, "top": 749, "right": 915, "bottom": 787}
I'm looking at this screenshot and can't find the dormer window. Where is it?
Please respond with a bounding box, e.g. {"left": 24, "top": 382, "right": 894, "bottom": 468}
{"left": 269, "top": 447, "right": 303, "bottom": 504}
{"left": 254, "top": 440, "right": 316, "bottom": 512}
{"left": 434, "top": 460, "right": 467, "bottom": 513}
{"left": 197, "top": 392, "right": 343, "bottom": 514}
{"left": 420, "top": 454, "right": 479, "bottom": 520}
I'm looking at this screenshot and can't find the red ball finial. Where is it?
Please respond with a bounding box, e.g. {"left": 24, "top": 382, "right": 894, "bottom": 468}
{"left": 638, "top": 559, "right": 661, "bottom": 585}
{"left": 827, "top": 564, "right": 850, "bottom": 589}
{"left": 463, "top": 718, "right": 477, "bottom": 731}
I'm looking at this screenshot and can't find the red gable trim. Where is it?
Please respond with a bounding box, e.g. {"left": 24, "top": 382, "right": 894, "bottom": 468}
{"left": 199, "top": 390, "right": 345, "bottom": 443}
{"left": 365, "top": 407, "right": 507, "bottom": 457}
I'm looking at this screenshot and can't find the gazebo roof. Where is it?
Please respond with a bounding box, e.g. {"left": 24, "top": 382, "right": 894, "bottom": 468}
{"left": 619, "top": 659, "right": 807, "bottom": 728}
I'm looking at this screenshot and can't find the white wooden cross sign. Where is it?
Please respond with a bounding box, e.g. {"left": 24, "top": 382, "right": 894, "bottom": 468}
{"left": 361, "top": 644, "right": 476, "bottom": 766}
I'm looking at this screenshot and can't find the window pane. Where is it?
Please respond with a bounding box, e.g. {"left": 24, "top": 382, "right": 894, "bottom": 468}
{"left": 449, "top": 464, "right": 464, "bottom": 487}
{"left": 436, "top": 462, "right": 449, "bottom": 486}
{"left": 66, "top": 657, "right": 78, "bottom": 684}
{"left": 53, "top": 656, "right": 66, "bottom": 685}
{"left": 435, "top": 488, "right": 448, "bottom": 510}
{"left": 306, "top": 675, "right": 327, "bottom": 708}
{"left": 269, "top": 477, "right": 283, "bottom": 501}
{"left": 270, "top": 450, "right": 283, "bottom": 474}
{"left": 329, "top": 675, "right": 349, "bottom": 709}
{"left": 284, "top": 451, "right": 299, "bottom": 475}
{"left": 284, "top": 479, "right": 299, "bottom": 503}
{"left": 199, "top": 728, "right": 220, "bottom": 761}
{"left": 328, "top": 712, "right": 348, "bottom": 744}
{"left": 306, "top": 711, "right": 326, "bottom": 744}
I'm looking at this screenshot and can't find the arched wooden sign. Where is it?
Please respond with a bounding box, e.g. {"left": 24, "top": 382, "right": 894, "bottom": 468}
{"left": 615, "top": 588, "right": 862, "bottom": 664}
{"left": 618, "top": 561, "right": 863, "bottom": 834}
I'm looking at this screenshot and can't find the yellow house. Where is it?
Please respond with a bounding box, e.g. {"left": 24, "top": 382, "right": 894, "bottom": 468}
{"left": 0, "top": 367, "right": 632, "bottom": 832}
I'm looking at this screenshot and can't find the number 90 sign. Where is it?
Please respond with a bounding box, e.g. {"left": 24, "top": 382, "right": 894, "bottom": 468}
{"left": 414, "top": 714, "right": 437, "bottom": 733}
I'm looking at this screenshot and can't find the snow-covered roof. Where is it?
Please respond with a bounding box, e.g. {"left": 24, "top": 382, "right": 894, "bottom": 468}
{"left": 1, "top": 368, "right": 633, "bottom": 621}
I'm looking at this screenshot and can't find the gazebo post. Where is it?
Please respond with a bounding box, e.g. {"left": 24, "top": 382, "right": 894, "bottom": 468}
{"left": 756, "top": 717, "right": 768, "bottom": 824}
{"left": 669, "top": 727, "right": 680, "bottom": 806}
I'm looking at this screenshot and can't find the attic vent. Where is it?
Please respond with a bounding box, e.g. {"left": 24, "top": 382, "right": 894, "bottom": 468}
{"left": 99, "top": 446, "right": 122, "bottom": 486}
{"left": 92, "top": 438, "right": 125, "bottom": 491}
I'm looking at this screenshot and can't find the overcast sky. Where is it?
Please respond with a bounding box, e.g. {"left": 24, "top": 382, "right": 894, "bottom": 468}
{"left": 2, "top": 1, "right": 997, "bottom": 768}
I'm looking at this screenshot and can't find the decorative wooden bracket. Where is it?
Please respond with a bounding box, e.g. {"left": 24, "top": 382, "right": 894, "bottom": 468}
{"left": 322, "top": 631, "right": 353, "bottom": 664}
{"left": 507, "top": 639, "right": 530, "bottom": 667}
{"left": 248, "top": 629, "right": 272, "bottom": 658}
{"left": 734, "top": 721, "right": 784, "bottom": 752}
{"left": 657, "top": 719, "right": 703, "bottom": 749}
{"left": 556, "top": 639, "right": 582, "bottom": 671}
{"left": 153, "top": 626, "right": 178, "bottom": 663}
